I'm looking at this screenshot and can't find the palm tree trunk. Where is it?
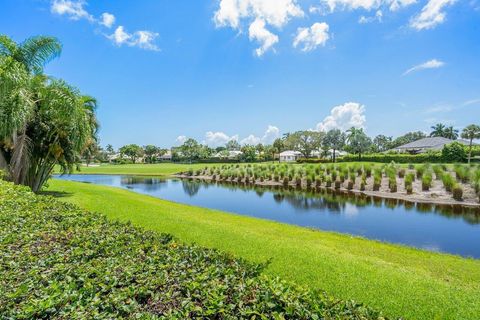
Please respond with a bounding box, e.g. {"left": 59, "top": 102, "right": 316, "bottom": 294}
{"left": 469, "top": 138, "right": 473, "bottom": 164}
{"left": 333, "top": 149, "right": 336, "bottom": 163}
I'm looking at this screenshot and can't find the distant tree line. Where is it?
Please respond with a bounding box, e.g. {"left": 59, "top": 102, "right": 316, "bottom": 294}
{"left": 92, "top": 122, "right": 480, "bottom": 165}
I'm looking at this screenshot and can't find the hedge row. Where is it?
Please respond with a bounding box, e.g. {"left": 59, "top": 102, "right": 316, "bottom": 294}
{"left": 298, "top": 153, "right": 446, "bottom": 164}
{"left": 0, "top": 181, "right": 389, "bottom": 319}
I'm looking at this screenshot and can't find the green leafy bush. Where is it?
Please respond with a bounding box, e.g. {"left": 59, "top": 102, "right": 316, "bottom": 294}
{"left": 442, "top": 142, "right": 467, "bottom": 163}
{"left": 338, "top": 153, "right": 443, "bottom": 163}
{"left": 0, "top": 181, "right": 388, "bottom": 319}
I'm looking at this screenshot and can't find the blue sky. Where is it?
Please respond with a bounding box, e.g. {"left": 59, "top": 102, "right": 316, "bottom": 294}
{"left": 1, "top": 0, "right": 479, "bottom": 148}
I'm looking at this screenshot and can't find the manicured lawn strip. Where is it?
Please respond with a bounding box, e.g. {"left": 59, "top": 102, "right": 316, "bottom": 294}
{"left": 48, "top": 179, "right": 480, "bottom": 320}
{"left": 62, "top": 163, "right": 218, "bottom": 176}
{"left": 0, "top": 180, "right": 385, "bottom": 319}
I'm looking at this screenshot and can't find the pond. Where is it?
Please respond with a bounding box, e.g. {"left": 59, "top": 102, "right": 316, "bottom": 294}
{"left": 55, "top": 174, "right": 480, "bottom": 259}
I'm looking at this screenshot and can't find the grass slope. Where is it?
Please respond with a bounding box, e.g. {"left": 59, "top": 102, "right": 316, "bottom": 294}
{"left": 48, "top": 179, "right": 480, "bottom": 320}
{"left": 0, "top": 180, "right": 385, "bottom": 319}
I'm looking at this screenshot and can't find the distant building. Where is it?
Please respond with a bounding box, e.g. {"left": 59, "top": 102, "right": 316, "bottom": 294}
{"left": 392, "top": 137, "right": 471, "bottom": 154}
{"left": 159, "top": 150, "right": 172, "bottom": 161}
{"left": 279, "top": 150, "right": 302, "bottom": 162}
{"left": 212, "top": 150, "right": 243, "bottom": 159}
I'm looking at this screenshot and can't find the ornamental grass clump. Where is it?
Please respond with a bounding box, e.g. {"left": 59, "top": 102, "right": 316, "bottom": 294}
{"left": 325, "top": 176, "right": 332, "bottom": 187}
{"left": 442, "top": 174, "right": 454, "bottom": 192}
{"left": 335, "top": 180, "right": 342, "bottom": 189}
{"left": 416, "top": 165, "right": 425, "bottom": 179}
{"left": 454, "top": 165, "right": 470, "bottom": 183}
{"left": 398, "top": 168, "right": 406, "bottom": 179}
{"left": 315, "top": 176, "right": 322, "bottom": 188}
{"left": 453, "top": 184, "right": 463, "bottom": 201}
{"left": 373, "top": 170, "right": 382, "bottom": 191}
{"left": 432, "top": 165, "right": 444, "bottom": 180}
{"left": 422, "top": 172, "right": 433, "bottom": 191}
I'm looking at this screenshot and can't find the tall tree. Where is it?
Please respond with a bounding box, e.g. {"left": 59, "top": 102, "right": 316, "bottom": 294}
{"left": 461, "top": 124, "right": 480, "bottom": 164}
{"left": 0, "top": 35, "right": 98, "bottom": 192}
{"left": 391, "top": 131, "right": 426, "bottom": 148}
{"left": 105, "top": 144, "right": 115, "bottom": 154}
{"left": 225, "top": 139, "right": 241, "bottom": 151}
{"left": 120, "top": 144, "right": 143, "bottom": 163}
{"left": 444, "top": 126, "right": 459, "bottom": 140}
{"left": 284, "top": 131, "right": 324, "bottom": 158}
{"left": 143, "top": 145, "right": 159, "bottom": 163}
{"left": 180, "top": 138, "right": 201, "bottom": 163}
{"left": 322, "top": 129, "right": 345, "bottom": 162}
{"left": 373, "top": 134, "right": 393, "bottom": 152}
{"left": 430, "top": 123, "right": 447, "bottom": 137}
{"left": 346, "top": 127, "right": 372, "bottom": 159}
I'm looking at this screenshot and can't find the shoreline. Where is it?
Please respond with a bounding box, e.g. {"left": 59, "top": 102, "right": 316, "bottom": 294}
{"left": 175, "top": 174, "right": 480, "bottom": 209}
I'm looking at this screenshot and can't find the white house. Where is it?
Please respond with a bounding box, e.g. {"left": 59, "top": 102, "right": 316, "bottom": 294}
{"left": 159, "top": 150, "right": 172, "bottom": 161}
{"left": 279, "top": 150, "right": 302, "bottom": 162}
{"left": 213, "top": 150, "right": 243, "bottom": 159}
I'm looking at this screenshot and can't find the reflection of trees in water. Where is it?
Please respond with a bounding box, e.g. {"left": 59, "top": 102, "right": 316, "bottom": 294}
{"left": 179, "top": 178, "right": 480, "bottom": 224}
{"left": 120, "top": 177, "right": 167, "bottom": 192}
{"left": 181, "top": 179, "right": 202, "bottom": 197}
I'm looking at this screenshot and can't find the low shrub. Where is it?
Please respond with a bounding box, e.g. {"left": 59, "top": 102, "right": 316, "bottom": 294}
{"left": 0, "top": 181, "right": 387, "bottom": 319}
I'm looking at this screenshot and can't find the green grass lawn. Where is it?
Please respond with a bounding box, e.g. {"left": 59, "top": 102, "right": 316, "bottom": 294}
{"left": 65, "top": 163, "right": 212, "bottom": 176}
{"left": 48, "top": 179, "right": 480, "bottom": 320}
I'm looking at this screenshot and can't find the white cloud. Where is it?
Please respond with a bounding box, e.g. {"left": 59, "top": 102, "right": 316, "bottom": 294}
{"left": 403, "top": 59, "right": 444, "bottom": 75}
{"left": 359, "top": 10, "right": 383, "bottom": 23}
{"left": 248, "top": 19, "right": 279, "bottom": 56}
{"left": 51, "top": 0, "right": 94, "bottom": 21}
{"left": 100, "top": 12, "right": 115, "bottom": 28}
{"left": 410, "top": 0, "right": 456, "bottom": 30}
{"left": 214, "top": 0, "right": 303, "bottom": 56}
{"left": 262, "top": 125, "right": 280, "bottom": 144}
{"left": 108, "top": 26, "right": 160, "bottom": 51}
{"left": 463, "top": 98, "right": 480, "bottom": 106}
{"left": 176, "top": 135, "right": 187, "bottom": 144}
{"left": 50, "top": 1, "right": 159, "bottom": 51}
{"left": 293, "top": 22, "right": 330, "bottom": 51}
{"left": 214, "top": 0, "right": 304, "bottom": 29}
{"left": 204, "top": 131, "right": 239, "bottom": 147}
{"left": 320, "top": 0, "right": 416, "bottom": 12}
{"left": 241, "top": 134, "right": 262, "bottom": 145}
{"left": 240, "top": 125, "right": 281, "bottom": 145}
{"left": 316, "top": 102, "right": 366, "bottom": 132}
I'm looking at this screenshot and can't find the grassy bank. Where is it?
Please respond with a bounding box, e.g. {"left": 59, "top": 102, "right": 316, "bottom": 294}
{"left": 0, "top": 180, "right": 385, "bottom": 319}
{"left": 48, "top": 179, "right": 480, "bottom": 319}
{"left": 65, "top": 163, "right": 212, "bottom": 176}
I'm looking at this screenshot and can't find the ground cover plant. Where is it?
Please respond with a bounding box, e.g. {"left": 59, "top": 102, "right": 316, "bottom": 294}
{"left": 47, "top": 179, "right": 480, "bottom": 320}
{"left": 0, "top": 179, "right": 389, "bottom": 319}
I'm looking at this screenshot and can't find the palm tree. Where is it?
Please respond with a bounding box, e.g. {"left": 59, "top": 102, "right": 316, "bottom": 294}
{"left": 0, "top": 35, "right": 97, "bottom": 192}
{"left": 461, "top": 124, "right": 480, "bottom": 164}
{"left": 430, "top": 123, "right": 446, "bottom": 137}
{"left": 0, "top": 35, "right": 62, "bottom": 74}
{"left": 444, "top": 126, "right": 459, "bottom": 140}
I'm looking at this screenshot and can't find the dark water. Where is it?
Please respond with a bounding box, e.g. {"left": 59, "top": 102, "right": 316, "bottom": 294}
{"left": 55, "top": 174, "right": 480, "bottom": 259}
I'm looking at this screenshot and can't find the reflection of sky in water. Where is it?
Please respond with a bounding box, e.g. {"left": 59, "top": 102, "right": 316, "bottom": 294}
{"left": 56, "top": 175, "right": 480, "bottom": 259}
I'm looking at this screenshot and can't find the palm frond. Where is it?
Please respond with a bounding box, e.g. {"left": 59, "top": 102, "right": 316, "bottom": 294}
{"left": 19, "top": 36, "right": 62, "bottom": 74}
{"left": 0, "top": 35, "right": 18, "bottom": 57}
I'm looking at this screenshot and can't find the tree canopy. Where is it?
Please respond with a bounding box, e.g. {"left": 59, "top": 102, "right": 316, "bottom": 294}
{"left": 0, "top": 35, "right": 98, "bottom": 192}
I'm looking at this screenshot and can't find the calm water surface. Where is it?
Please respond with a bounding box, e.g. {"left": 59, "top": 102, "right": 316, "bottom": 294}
{"left": 56, "top": 174, "right": 480, "bottom": 258}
